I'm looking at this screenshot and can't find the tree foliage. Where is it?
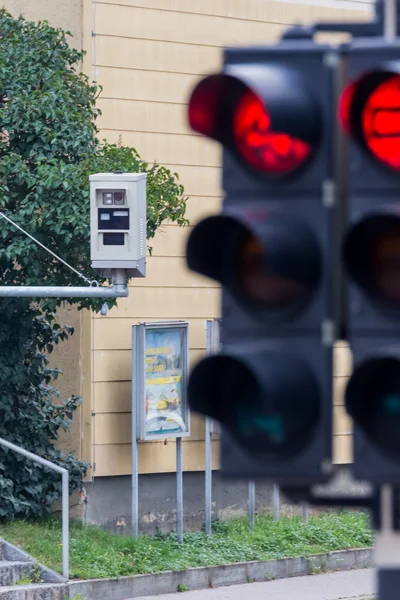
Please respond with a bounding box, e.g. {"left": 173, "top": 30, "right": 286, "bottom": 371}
{"left": 0, "top": 10, "right": 188, "bottom": 519}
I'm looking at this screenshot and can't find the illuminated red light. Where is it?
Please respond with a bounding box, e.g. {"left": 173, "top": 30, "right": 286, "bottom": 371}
{"left": 339, "top": 81, "right": 356, "bottom": 135}
{"left": 188, "top": 75, "right": 224, "bottom": 138}
{"left": 233, "top": 90, "right": 311, "bottom": 174}
{"left": 361, "top": 75, "right": 400, "bottom": 171}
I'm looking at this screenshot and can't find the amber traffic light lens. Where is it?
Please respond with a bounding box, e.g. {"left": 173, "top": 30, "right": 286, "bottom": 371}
{"left": 372, "top": 227, "right": 400, "bottom": 306}
{"left": 237, "top": 232, "right": 318, "bottom": 310}
{"left": 233, "top": 90, "right": 312, "bottom": 175}
{"left": 344, "top": 214, "right": 400, "bottom": 312}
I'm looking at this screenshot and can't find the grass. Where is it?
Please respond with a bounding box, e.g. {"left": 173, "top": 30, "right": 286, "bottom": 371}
{"left": 0, "top": 510, "right": 373, "bottom": 581}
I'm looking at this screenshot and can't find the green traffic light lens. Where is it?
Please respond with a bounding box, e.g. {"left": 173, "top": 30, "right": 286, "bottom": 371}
{"left": 188, "top": 353, "right": 320, "bottom": 460}
{"left": 346, "top": 355, "right": 400, "bottom": 459}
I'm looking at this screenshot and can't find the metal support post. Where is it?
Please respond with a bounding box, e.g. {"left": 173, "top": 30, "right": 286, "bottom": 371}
{"left": 205, "top": 417, "right": 213, "bottom": 536}
{"left": 61, "top": 471, "right": 69, "bottom": 579}
{"left": 384, "top": 0, "right": 397, "bottom": 38}
{"left": 176, "top": 437, "right": 184, "bottom": 543}
{"left": 273, "top": 485, "right": 280, "bottom": 521}
{"left": 131, "top": 325, "right": 139, "bottom": 537}
{"left": 248, "top": 481, "right": 255, "bottom": 530}
{"left": 375, "top": 485, "right": 400, "bottom": 600}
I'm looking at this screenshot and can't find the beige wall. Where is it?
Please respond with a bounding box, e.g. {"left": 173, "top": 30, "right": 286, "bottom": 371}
{"left": 79, "top": 0, "right": 373, "bottom": 477}
{"left": 3, "top": 0, "right": 83, "bottom": 49}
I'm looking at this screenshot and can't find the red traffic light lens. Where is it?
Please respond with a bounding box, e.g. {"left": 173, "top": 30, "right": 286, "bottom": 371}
{"left": 338, "top": 81, "right": 356, "bottom": 135}
{"left": 362, "top": 75, "right": 400, "bottom": 171}
{"left": 340, "top": 70, "right": 400, "bottom": 172}
{"left": 233, "top": 90, "right": 312, "bottom": 174}
{"left": 188, "top": 75, "right": 225, "bottom": 139}
{"left": 188, "top": 67, "right": 321, "bottom": 177}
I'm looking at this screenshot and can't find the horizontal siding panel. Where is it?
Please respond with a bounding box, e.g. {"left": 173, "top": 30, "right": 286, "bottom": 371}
{"left": 94, "top": 348, "right": 206, "bottom": 382}
{"left": 95, "top": 381, "right": 132, "bottom": 413}
{"left": 94, "top": 439, "right": 220, "bottom": 475}
{"left": 162, "top": 165, "right": 221, "bottom": 197}
{"left": 333, "top": 405, "right": 352, "bottom": 436}
{"left": 185, "top": 196, "right": 223, "bottom": 223}
{"left": 127, "top": 257, "right": 218, "bottom": 288}
{"left": 96, "top": 287, "right": 220, "bottom": 320}
{"left": 96, "top": 0, "right": 277, "bottom": 21}
{"left": 334, "top": 343, "right": 352, "bottom": 377}
{"left": 95, "top": 413, "right": 131, "bottom": 444}
{"left": 97, "top": 99, "right": 190, "bottom": 135}
{"left": 94, "top": 317, "right": 208, "bottom": 351}
{"left": 98, "top": 0, "right": 370, "bottom": 21}
{"left": 96, "top": 4, "right": 285, "bottom": 48}
{"left": 95, "top": 411, "right": 205, "bottom": 444}
{"left": 146, "top": 225, "right": 191, "bottom": 258}
{"left": 333, "top": 434, "right": 352, "bottom": 465}
{"left": 99, "top": 130, "right": 220, "bottom": 167}
{"left": 308, "top": 3, "right": 372, "bottom": 21}
{"left": 96, "top": 35, "right": 220, "bottom": 74}
{"left": 96, "top": 65, "right": 199, "bottom": 104}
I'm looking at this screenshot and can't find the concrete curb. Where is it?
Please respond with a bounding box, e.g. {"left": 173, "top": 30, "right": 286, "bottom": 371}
{"left": 68, "top": 548, "right": 372, "bottom": 599}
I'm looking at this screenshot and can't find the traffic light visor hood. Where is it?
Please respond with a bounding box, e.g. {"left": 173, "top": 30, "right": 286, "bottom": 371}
{"left": 188, "top": 65, "right": 322, "bottom": 177}
{"left": 188, "top": 353, "right": 320, "bottom": 459}
{"left": 339, "top": 62, "right": 400, "bottom": 172}
{"left": 343, "top": 212, "right": 400, "bottom": 313}
{"left": 187, "top": 214, "right": 322, "bottom": 319}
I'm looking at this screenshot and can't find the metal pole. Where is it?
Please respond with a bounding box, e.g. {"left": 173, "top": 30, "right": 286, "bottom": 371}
{"left": 384, "top": 0, "right": 397, "bottom": 38}
{"left": 205, "top": 417, "right": 212, "bottom": 536}
{"left": 273, "top": 485, "right": 280, "bottom": 521}
{"left": 0, "top": 285, "right": 128, "bottom": 298}
{"left": 302, "top": 502, "right": 309, "bottom": 522}
{"left": 248, "top": 481, "right": 255, "bottom": 530}
{"left": 376, "top": 485, "right": 399, "bottom": 600}
{"left": 131, "top": 326, "right": 139, "bottom": 537}
{"left": 176, "top": 437, "right": 183, "bottom": 543}
{"left": 61, "top": 471, "right": 69, "bottom": 580}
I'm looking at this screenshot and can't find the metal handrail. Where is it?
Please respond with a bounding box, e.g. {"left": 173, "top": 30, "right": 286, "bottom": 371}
{"left": 0, "top": 437, "right": 69, "bottom": 579}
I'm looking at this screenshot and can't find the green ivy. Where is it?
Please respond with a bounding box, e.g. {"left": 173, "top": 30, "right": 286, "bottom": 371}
{"left": 0, "top": 9, "right": 188, "bottom": 519}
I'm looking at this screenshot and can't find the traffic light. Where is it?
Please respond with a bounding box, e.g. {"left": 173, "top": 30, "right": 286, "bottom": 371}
{"left": 186, "top": 42, "right": 335, "bottom": 486}
{"left": 339, "top": 40, "right": 400, "bottom": 484}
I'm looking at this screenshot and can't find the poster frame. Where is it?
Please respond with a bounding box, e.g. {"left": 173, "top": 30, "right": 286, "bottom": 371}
{"left": 133, "top": 320, "right": 191, "bottom": 442}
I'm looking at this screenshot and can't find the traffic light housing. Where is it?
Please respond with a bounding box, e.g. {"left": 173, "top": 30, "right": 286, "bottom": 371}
{"left": 340, "top": 40, "right": 400, "bottom": 484}
{"left": 186, "top": 42, "right": 335, "bottom": 486}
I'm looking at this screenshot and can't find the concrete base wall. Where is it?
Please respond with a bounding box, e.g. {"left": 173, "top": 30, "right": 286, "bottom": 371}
{"left": 82, "top": 466, "right": 370, "bottom": 535}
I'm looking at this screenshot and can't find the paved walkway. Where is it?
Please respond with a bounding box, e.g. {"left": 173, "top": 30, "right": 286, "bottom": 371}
{"left": 134, "top": 569, "right": 375, "bottom": 600}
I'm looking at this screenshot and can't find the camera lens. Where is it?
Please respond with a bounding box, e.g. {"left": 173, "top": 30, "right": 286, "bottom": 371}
{"left": 114, "top": 192, "right": 125, "bottom": 205}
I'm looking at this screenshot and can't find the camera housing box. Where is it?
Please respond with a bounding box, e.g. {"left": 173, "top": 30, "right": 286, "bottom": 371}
{"left": 90, "top": 173, "right": 147, "bottom": 278}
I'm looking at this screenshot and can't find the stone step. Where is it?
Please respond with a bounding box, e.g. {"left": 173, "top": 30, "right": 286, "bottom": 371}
{"left": 0, "top": 562, "right": 36, "bottom": 587}
{"left": 0, "top": 544, "right": 6, "bottom": 562}
{"left": 0, "top": 583, "right": 67, "bottom": 600}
